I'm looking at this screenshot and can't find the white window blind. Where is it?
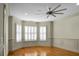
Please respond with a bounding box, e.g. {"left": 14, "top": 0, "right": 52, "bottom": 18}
{"left": 25, "top": 26, "right": 37, "bottom": 41}
{"left": 40, "top": 26, "right": 46, "bottom": 41}
{"left": 16, "top": 24, "right": 22, "bottom": 42}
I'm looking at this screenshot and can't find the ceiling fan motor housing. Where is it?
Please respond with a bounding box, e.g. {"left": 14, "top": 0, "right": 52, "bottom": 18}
{"left": 46, "top": 11, "right": 53, "bottom": 15}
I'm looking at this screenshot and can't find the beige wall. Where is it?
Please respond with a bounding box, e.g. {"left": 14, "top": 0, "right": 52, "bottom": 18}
{"left": 0, "top": 4, "right": 9, "bottom": 56}
{"left": 0, "top": 4, "right": 4, "bottom": 56}
{"left": 8, "top": 16, "right": 53, "bottom": 51}
{"left": 4, "top": 4, "right": 9, "bottom": 56}
{"left": 8, "top": 16, "right": 23, "bottom": 50}
{"left": 53, "top": 12, "right": 79, "bottom": 52}
{"left": 54, "top": 15, "right": 79, "bottom": 39}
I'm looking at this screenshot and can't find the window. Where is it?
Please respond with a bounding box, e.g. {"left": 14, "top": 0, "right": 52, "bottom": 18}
{"left": 16, "top": 24, "right": 22, "bottom": 42}
{"left": 40, "top": 26, "right": 46, "bottom": 41}
{"left": 25, "top": 26, "right": 37, "bottom": 41}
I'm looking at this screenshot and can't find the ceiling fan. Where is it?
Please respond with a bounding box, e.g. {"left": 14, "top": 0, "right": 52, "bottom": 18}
{"left": 46, "top": 4, "right": 67, "bottom": 18}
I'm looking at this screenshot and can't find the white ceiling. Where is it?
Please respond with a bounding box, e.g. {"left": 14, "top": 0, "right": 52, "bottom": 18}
{"left": 9, "top": 3, "right": 79, "bottom": 22}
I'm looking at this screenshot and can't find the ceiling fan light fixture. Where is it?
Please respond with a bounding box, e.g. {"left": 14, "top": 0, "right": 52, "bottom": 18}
{"left": 25, "top": 13, "right": 28, "bottom": 15}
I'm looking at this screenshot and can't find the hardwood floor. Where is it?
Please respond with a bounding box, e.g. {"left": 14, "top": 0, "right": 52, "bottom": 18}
{"left": 8, "top": 46, "right": 79, "bottom": 56}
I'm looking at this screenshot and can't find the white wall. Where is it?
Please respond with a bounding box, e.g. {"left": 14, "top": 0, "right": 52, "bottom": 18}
{"left": 53, "top": 12, "right": 79, "bottom": 52}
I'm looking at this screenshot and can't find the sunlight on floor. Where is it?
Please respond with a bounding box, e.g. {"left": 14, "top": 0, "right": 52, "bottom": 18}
{"left": 24, "top": 51, "right": 46, "bottom": 56}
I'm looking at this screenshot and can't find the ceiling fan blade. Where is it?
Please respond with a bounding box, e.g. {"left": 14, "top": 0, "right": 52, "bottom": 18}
{"left": 54, "top": 8, "right": 67, "bottom": 12}
{"left": 52, "top": 14, "right": 56, "bottom": 17}
{"left": 54, "top": 13, "right": 64, "bottom": 14}
{"left": 52, "top": 4, "right": 61, "bottom": 11}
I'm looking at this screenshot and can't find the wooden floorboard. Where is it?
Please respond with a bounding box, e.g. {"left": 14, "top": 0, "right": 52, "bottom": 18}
{"left": 8, "top": 46, "right": 79, "bottom": 56}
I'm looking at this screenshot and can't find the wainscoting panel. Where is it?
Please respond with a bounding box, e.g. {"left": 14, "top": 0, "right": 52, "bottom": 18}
{"left": 0, "top": 45, "right": 4, "bottom": 56}
{"left": 53, "top": 38, "right": 79, "bottom": 52}
{"left": 8, "top": 39, "right": 23, "bottom": 51}
{"left": 77, "top": 40, "right": 79, "bottom": 51}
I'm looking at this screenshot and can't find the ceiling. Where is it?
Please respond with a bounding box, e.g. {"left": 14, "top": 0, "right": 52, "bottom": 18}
{"left": 9, "top": 3, "right": 79, "bottom": 22}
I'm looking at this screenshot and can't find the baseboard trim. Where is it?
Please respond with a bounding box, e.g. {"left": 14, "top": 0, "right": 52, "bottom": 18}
{"left": 53, "top": 46, "right": 79, "bottom": 53}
